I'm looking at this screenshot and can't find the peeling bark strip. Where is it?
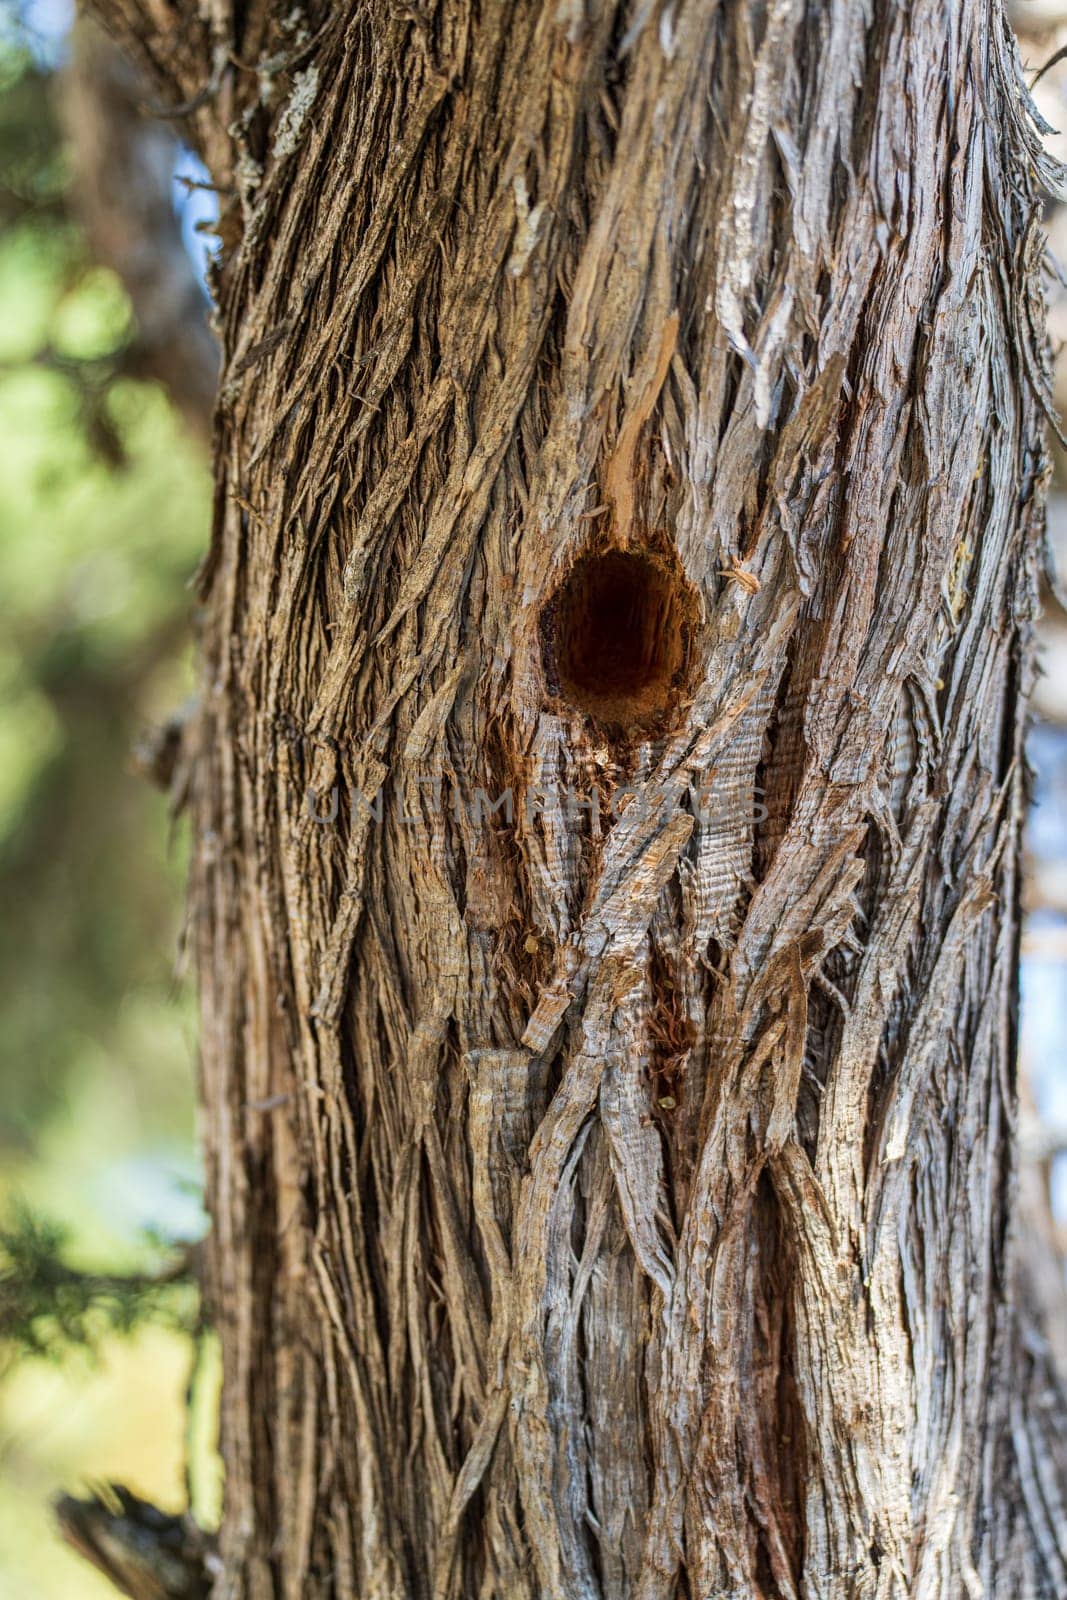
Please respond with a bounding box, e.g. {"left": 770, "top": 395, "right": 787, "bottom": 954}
{"left": 87, "top": 0, "right": 1067, "bottom": 1595}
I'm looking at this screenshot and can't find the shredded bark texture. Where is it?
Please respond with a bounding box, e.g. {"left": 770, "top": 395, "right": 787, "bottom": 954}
{"left": 86, "top": 0, "right": 1067, "bottom": 1594}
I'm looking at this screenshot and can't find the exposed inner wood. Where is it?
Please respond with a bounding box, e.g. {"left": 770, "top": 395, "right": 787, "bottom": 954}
{"left": 545, "top": 550, "right": 690, "bottom": 726}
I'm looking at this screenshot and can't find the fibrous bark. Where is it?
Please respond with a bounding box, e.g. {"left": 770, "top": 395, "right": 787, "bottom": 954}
{"left": 84, "top": 1, "right": 1067, "bottom": 1596}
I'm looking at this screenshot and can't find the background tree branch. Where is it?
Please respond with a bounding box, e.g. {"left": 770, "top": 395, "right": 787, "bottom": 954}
{"left": 59, "top": 17, "right": 218, "bottom": 445}
{"left": 79, "top": 0, "right": 225, "bottom": 177}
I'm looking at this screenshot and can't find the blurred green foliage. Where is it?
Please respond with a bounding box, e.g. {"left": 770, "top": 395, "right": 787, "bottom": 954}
{"left": 0, "top": 1202, "right": 198, "bottom": 1364}
{"left": 0, "top": 12, "right": 217, "bottom": 1596}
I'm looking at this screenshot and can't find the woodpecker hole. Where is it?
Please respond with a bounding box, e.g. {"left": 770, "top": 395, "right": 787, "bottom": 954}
{"left": 542, "top": 548, "right": 693, "bottom": 729}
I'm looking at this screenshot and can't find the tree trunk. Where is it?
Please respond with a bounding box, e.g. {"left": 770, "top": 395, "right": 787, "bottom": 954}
{"left": 86, "top": 1, "right": 1067, "bottom": 1595}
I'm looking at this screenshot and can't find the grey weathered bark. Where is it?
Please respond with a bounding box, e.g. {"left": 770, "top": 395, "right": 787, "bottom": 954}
{"left": 82, "top": 1, "right": 1067, "bottom": 1596}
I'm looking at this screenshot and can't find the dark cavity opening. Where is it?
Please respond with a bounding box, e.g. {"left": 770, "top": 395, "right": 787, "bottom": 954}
{"left": 544, "top": 549, "right": 691, "bottom": 729}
